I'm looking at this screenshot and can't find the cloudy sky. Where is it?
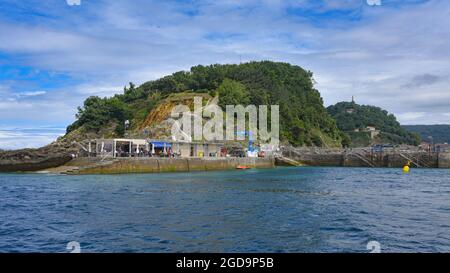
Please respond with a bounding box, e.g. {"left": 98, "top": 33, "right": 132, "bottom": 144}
{"left": 0, "top": 0, "right": 449, "bottom": 149}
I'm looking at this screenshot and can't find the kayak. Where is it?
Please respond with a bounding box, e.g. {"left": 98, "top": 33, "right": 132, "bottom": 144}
{"left": 236, "top": 165, "right": 251, "bottom": 170}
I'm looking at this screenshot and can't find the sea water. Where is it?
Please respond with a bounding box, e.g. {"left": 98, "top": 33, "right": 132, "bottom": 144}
{"left": 0, "top": 167, "right": 449, "bottom": 252}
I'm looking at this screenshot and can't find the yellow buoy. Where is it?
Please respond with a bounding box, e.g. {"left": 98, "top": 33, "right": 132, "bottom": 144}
{"left": 403, "top": 165, "right": 410, "bottom": 173}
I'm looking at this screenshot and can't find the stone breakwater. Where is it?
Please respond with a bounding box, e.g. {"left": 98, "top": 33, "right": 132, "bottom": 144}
{"left": 282, "top": 147, "right": 450, "bottom": 168}
{"left": 56, "top": 157, "right": 276, "bottom": 175}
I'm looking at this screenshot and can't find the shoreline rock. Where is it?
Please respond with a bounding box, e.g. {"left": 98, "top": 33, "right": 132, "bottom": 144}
{"left": 0, "top": 139, "right": 78, "bottom": 172}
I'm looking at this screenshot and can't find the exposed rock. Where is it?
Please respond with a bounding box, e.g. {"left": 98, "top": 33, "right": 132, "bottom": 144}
{"left": 0, "top": 138, "right": 79, "bottom": 172}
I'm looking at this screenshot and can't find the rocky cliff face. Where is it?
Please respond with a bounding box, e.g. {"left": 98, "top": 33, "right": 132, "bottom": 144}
{"left": 131, "top": 92, "right": 213, "bottom": 140}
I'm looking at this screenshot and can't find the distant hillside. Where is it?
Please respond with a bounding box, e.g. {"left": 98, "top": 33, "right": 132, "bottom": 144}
{"left": 327, "top": 102, "right": 421, "bottom": 147}
{"left": 403, "top": 125, "right": 450, "bottom": 144}
{"left": 65, "top": 61, "right": 344, "bottom": 147}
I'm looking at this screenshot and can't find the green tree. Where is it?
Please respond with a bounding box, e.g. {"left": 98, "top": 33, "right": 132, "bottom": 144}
{"left": 216, "top": 78, "right": 250, "bottom": 109}
{"left": 67, "top": 96, "right": 131, "bottom": 137}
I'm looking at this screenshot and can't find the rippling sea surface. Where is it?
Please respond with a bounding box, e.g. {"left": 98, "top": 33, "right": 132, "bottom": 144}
{"left": 1, "top": 167, "right": 449, "bottom": 253}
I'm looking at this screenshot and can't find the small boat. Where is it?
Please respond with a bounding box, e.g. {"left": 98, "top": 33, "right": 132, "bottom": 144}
{"left": 236, "top": 165, "right": 251, "bottom": 170}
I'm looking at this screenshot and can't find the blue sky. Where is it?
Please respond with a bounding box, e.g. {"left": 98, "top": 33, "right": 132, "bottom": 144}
{"left": 1, "top": 0, "right": 449, "bottom": 149}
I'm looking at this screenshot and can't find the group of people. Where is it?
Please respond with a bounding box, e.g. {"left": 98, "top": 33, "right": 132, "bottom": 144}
{"left": 114, "top": 147, "right": 178, "bottom": 158}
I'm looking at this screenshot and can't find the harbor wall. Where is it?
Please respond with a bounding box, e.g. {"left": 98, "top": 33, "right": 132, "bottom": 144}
{"left": 76, "top": 157, "right": 275, "bottom": 174}
{"left": 283, "top": 150, "right": 441, "bottom": 168}
{"left": 438, "top": 152, "right": 450, "bottom": 168}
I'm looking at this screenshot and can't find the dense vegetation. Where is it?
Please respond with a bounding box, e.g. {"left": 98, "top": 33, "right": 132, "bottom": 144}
{"left": 67, "top": 96, "right": 132, "bottom": 136}
{"left": 66, "top": 61, "right": 343, "bottom": 147}
{"left": 403, "top": 125, "right": 450, "bottom": 144}
{"left": 327, "top": 102, "right": 421, "bottom": 146}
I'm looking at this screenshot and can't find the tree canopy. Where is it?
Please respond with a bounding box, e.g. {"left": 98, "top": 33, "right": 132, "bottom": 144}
{"left": 67, "top": 95, "right": 132, "bottom": 136}
{"left": 403, "top": 125, "right": 450, "bottom": 144}
{"left": 67, "top": 61, "right": 347, "bottom": 146}
{"left": 327, "top": 101, "right": 421, "bottom": 146}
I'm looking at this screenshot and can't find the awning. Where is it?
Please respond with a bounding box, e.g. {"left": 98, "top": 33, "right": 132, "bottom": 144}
{"left": 150, "top": 142, "right": 172, "bottom": 148}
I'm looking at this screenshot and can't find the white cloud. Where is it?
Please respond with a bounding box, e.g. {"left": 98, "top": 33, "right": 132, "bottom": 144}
{"left": 1, "top": 0, "right": 450, "bottom": 149}
{"left": 0, "top": 127, "right": 65, "bottom": 150}
{"left": 16, "top": 91, "right": 47, "bottom": 98}
{"left": 75, "top": 84, "right": 123, "bottom": 97}
{"left": 397, "top": 112, "right": 426, "bottom": 122}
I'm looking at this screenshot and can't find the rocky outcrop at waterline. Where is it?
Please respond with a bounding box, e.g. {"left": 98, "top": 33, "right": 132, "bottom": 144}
{"left": 0, "top": 154, "right": 73, "bottom": 172}
{"left": 0, "top": 139, "right": 78, "bottom": 172}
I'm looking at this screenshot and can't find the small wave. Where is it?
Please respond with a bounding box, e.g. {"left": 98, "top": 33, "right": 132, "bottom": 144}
{"left": 250, "top": 188, "right": 332, "bottom": 196}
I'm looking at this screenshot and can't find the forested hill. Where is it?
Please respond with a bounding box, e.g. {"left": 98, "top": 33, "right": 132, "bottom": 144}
{"left": 403, "top": 125, "right": 450, "bottom": 144}
{"left": 327, "top": 102, "right": 421, "bottom": 146}
{"left": 65, "top": 61, "right": 344, "bottom": 147}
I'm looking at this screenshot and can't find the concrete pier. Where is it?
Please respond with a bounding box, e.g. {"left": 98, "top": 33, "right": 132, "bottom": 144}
{"left": 438, "top": 153, "right": 450, "bottom": 168}
{"left": 62, "top": 157, "right": 275, "bottom": 174}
